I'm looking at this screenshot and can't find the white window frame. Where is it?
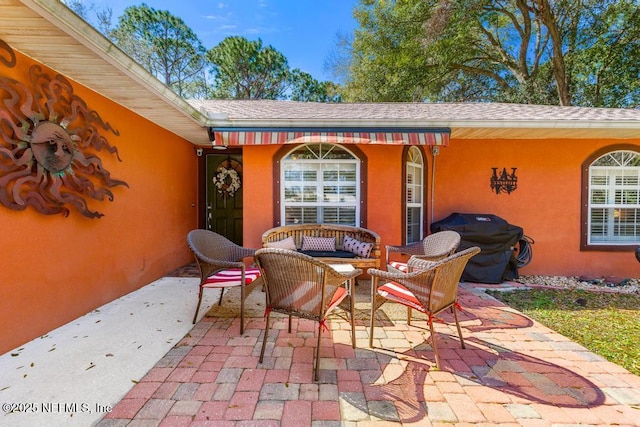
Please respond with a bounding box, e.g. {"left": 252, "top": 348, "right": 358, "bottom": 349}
{"left": 587, "top": 150, "right": 640, "bottom": 245}
{"left": 405, "top": 146, "right": 424, "bottom": 244}
{"left": 281, "top": 143, "right": 360, "bottom": 226}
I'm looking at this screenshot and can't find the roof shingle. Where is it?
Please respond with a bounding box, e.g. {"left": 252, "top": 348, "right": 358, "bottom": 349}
{"left": 190, "top": 99, "right": 640, "bottom": 122}
{"left": 190, "top": 100, "right": 640, "bottom": 140}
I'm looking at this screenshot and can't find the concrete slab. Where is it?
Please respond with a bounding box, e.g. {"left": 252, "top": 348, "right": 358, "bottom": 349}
{"left": 0, "top": 276, "right": 210, "bottom": 427}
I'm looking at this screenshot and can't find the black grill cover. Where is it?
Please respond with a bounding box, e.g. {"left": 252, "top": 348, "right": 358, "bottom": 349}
{"left": 431, "top": 213, "right": 523, "bottom": 283}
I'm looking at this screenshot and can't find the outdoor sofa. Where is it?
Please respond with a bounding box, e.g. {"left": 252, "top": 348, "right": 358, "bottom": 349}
{"left": 261, "top": 223, "right": 381, "bottom": 269}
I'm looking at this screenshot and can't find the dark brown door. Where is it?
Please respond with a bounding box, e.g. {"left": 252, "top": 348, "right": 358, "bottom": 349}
{"left": 206, "top": 153, "right": 244, "bottom": 245}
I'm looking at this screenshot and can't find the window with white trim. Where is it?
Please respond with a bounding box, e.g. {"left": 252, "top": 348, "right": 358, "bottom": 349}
{"left": 588, "top": 150, "right": 640, "bottom": 244}
{"left": 281, "top": 143, "right": 359, "bottom": 225}
{"left": 406, "top": 146, "right": 424, "bottom": 243}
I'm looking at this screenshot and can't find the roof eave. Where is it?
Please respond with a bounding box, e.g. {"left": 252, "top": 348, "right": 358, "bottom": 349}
{"left": 22, "top": 0, "right": 205, "bottom": 117}
{"left": 14, "top": 0, "right": 210, "bottom": 143}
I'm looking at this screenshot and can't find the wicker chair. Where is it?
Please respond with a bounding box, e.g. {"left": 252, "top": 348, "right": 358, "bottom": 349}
{"left": 186, "top": 229, "right": 263, "bottom": 333}
{"left": 254, "top": 248, "right": 362, "bottom": 381}
{"left": 368, "top": 246, "right": 480, "bottom": 369}
{"left": 386, "top": 230, "right": 461, "bottom": 273}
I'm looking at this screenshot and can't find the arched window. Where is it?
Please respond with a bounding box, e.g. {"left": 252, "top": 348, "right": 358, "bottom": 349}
{"left": 585, "top": 149, "right": 640, "bottom": 246}
{"left": 405, "top": 146, "right": 425, "bottom": 243}
{"left": 281, "top": 143, "right": 361, "bottom": 225}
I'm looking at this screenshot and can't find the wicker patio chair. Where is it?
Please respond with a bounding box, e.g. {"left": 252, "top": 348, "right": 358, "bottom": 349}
{"left": 386, "top": 230, "right": 461, "bottom": 273}
{"left": 254, "top": 248, "right": 362, "bottom": 381}
{"left": 368, "top": 246, "right": 480, "bottom": 369}
{"left": 187, "top": 229, "right": 263, "bottom": 333}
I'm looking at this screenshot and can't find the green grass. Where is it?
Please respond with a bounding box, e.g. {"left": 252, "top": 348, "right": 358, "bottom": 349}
{"left": 486, "top": 288, "right": 640, "bottom": 376}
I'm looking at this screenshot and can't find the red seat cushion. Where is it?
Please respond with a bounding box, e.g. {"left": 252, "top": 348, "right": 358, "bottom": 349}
{"left": 326, "top": 286, "right": 348, "bottom": 315}
{"left": 388, "top": 261, "right": 409, "bottom": 272}
{"left": 377, "top": 282, "right": 425, "bottom": 313}
{"left": 203, "top": 267, "right": 261, "bottom": 288}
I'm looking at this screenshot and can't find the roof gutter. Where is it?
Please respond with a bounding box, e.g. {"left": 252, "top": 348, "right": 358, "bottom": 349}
{"left": 203, "top": 117, "right": 640, "bottom": 131}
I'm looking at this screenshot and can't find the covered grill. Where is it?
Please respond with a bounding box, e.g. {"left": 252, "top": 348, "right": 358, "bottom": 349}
{"left": 431, "top": 213, "right": 524, "bottom": 283}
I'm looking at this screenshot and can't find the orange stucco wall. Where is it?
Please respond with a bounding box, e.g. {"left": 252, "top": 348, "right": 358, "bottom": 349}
{"left": 242, "top": 144, "right": 406, "bottom": 254}
{"left": 1, "top": 49, "right": 198, "bottom": 354}
{"left": 435, "top": 137, "right": 640, "bottom": 278}
{"left": 241, "top": 139, "right": 640, "bottom": 280}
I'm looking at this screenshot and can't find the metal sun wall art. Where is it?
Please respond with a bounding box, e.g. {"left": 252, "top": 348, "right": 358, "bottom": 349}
{"left": 490, "top": 167, "right": 518, "bottom": 194}
{"left": 0, "top": 39, "right": 128, "bottom": 218}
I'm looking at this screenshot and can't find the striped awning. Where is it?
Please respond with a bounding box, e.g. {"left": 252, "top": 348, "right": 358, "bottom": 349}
{"left": 208, "top": 127, "right": 450, "bottom": 147}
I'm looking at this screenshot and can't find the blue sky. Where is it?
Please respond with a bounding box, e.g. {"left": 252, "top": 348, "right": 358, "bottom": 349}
{"left": 91, "top": 0, "right": 359, "bottom": 81}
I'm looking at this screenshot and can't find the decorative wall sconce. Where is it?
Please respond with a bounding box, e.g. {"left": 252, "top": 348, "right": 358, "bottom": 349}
{"left": 0, "top": 39, "right": 128, "bottom": 218}
{"left": 490, "top": 167, "right": 518, "bottom": 194}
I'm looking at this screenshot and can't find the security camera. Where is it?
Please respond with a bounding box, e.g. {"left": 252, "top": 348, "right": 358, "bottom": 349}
{"left": 196, "top": 148, "right": 203, "bottom": 156}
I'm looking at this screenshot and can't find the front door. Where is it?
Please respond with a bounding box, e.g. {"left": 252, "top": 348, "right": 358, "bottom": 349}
{"left": 206, "top": 153, "right": 244, "bottom": 245}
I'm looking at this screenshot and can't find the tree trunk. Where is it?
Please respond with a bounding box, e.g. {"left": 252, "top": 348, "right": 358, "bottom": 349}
{"left": 534, "top": 0, "right": 571, "bottom": 105}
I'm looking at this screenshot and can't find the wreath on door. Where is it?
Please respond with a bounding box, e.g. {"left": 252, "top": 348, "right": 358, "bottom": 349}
{"left": 212, "top": 159, "right": 242, "bottom": 198}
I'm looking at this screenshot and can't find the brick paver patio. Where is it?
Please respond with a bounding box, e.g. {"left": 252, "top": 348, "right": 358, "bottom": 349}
{"left": 98, "top": 282, "right": 640, "bottom": 426}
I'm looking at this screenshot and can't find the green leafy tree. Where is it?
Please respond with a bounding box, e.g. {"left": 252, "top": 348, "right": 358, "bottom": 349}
{"left": 569, "top": 1, "right": 640, "bottom": 107}
{"left": 207, "top": 36, "right": 341, "bottom": 101}
{"left": 345, "top": 0, "right": 447, "bottom": 102}
{"left": 64, "top": 2, "right": 342, "bottom": 102}
{"left": 289, "top": 69, "right": 342, "bottom": 102}
{"left": 344, "top": 0, "right": 640, "bottom": 107}
{"left": 206, "top": 36, "right": 291, "bottom": 99}
{"left": 110, "top": 4, "right": 207, "bottom": 98}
